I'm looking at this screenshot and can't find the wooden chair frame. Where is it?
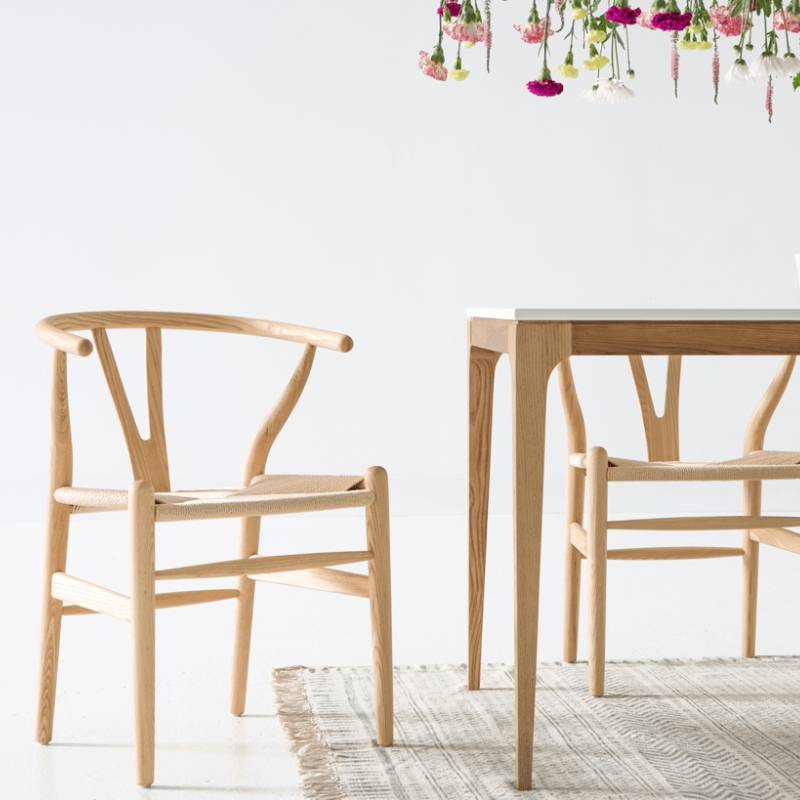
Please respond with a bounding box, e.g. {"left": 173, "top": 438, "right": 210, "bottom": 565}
{"left": 559, "top": 354, "right": 800, "bottom": 696}
{"left": 34, "top": 311, "right": 393, "bottom": 787}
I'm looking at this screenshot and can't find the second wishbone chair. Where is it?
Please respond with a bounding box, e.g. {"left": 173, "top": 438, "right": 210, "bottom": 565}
{"left": 34, "top": 311, "right": 393, "bottom": 787}
{"left": 559, "top": 354, "right": 800, "bottom": 697}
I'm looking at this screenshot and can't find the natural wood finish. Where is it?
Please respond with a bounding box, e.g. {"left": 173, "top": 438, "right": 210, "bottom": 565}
{"left": 743, "top": 356, "right": 796, "bottom": 453}
{"left": 558, "top": 362, "right": 586, "bottom": 664}
{"left": 93, "top": 328, "right": 170, "bottom": 491}
{"left": 571, "top": 321, "right": 800, "bottom": 355}
{"left": 252, "top": 567, "right": 369, "bottom": 598}
{"left": 749, "top": 527, "right": 800, "bottom": 556}
{"left": 467, "top": 344, "right": 500, "bottom": 690}
{"left": 37, "top": 311, "right": 353, "bottom": 355}
{"left": 607, "top": 515, "right": 800, "bottom": 531}
{"left": 62, "top": 589, "right": 240, "bottom": 615}
{"left": 607, "top": 547, "right": 745, "bottom": 560}
{"left": 569, "top": 522, "right": 588, "bottom": 558}
{"left": 364, "top": 466, "right": 393, "bottom": 746}
{"left": 741, "top": 356, "right": 794, "bottom": 659}
{"left": 154, "top": 489, "right": 374, "bottom": 522}
{"left": 129, "top": 480, "right": 156, "bottom": 787}
{"left": 35, "top": 310, "right": 393, "bottom": 785}
{"left": 35, "top": 351, "right": 73, "bottom": 744}
{"left": 51, "top": 573, "right": 131, "bottom": 620}
{"left": 156, "top": 550, "right": 373, "bottom": 581}
{"left": 586, "top": 447, "right": 608, "bottom": 698}
{"left": 243, "top": 346, "right": 316, "bottom": 482}
{"left": 628, "top": 355, "right": 681, "bottom": 461}
{"left": 470, "top": 315, "right": 800, "bottom": 792}
{"left": 229, "top": 516, "right": 260, "bottom": 717}
{"left": 509, "top": 322, "right": 571, "bottom": 790}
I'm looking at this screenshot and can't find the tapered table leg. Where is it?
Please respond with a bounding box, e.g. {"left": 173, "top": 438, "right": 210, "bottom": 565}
{"left": 509, "top": 322, "right": 570, "bottom": 790}
{"left": 467, "top": 345, "right": 500, "bottom": 691}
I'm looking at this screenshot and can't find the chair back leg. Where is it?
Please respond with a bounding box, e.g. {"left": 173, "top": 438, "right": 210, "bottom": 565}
{"left": 230, "top": 516, "right": 262, "bottom": 715}
{"left": 129, "top": 481, "right": 156, "bottom": 787}
{"left": 35, "top": 501, "right": 71, "bottom": 743}
{"left": 364, "top": 467, "right": 393, "bottom": 746}
{"left": 563, "top": 465, "right": 584, "bottom": 663}
{"left": 586, "top": 447, "right": 609, "bottom": 698}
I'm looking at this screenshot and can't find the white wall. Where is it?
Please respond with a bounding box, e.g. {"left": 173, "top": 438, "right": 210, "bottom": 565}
{"left": 1, "top": 1, "right": 799, "bottom": 520}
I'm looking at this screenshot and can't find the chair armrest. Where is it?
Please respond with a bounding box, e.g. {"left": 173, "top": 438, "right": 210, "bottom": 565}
{"left": 35, "top": 312, "right": 354, "bottom": 356}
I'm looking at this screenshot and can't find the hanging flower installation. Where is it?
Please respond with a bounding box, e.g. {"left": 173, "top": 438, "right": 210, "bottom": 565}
{"left": 419, "top": 0, "right": 800, "bottom": 121}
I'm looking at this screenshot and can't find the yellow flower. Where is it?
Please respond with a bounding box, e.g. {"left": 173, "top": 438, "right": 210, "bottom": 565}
{"left": 695, "top": 40, "right": 712, "bottom": 50}
{"left": 450, "top": 68, "right": 470, "bottom": 81}
{"left": 571, "top": 7, "right": 587, "bottom": 19}
{"left": 583, "top": 54, "right": 610, "bottom": 70}
{"left": 587, "top": 29, "right": 606, "bottom": 43}
{"left": 463, "top": 41, "right": 475, "bottom": 48}
{"left": 557, "top": 63, "right": 580, "bottom": 79}
{"left": 678, "top": 39, "right": 697, "bottom": 50}
{"left": 687, "top": 23, "right": 702, "bottom": 34}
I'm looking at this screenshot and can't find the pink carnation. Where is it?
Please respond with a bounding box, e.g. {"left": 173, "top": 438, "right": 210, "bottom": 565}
{"left": 444, "top": 20, "right": 487, "bottom": 42}
{"left": 418, "top": 50, "right": 448, "bottom": 81}
{"left": 526, "top": 78, "right": 564, "bottom": 96}
{"left": 513, "top": 19, "right": 552, "bottom": 44}
{"left": 774, "top": 9, "right": 800, "bottom": 33}
{"left": 639, "top": 9, "right": 659, "bottom": 28}
{"left": 709, "top": 5, "right": 750, "bottom": 36}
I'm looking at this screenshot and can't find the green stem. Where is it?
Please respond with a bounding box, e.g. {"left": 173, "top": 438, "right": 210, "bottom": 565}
{"left": 541, "top": 0, "right": 554, "bottom": 70}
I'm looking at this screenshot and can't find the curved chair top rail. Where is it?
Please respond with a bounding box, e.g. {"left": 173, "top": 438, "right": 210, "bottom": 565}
{"left": 36, "top": 311, "right": 353, "bottom": 357}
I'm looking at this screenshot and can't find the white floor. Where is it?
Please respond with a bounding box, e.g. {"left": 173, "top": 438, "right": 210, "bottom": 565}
{"left": 1, "top": 512, "right": 798, "bottom": 799}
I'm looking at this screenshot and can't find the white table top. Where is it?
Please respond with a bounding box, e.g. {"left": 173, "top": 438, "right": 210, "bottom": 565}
{"left": 468, "top": 308, "right": 800, "bottom": 321}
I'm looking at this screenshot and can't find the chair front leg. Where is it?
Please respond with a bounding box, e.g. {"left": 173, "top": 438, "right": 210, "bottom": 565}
{"left": 230, "top": 516, "right": 261, "bottom": 716}
{"left": 586, "top": 448, "right": 608, "bottom": 698}
{"left": 364, "top": 466, "right": 393, "bottom": 746}
{"left": 129, "top": 481, "right": 156, "bottom": 787}
{"left": 741, "top": 479, "right": 761, "bottom": 658}
{"left": 35, "top": 499, "right": 71, "bottom": 744}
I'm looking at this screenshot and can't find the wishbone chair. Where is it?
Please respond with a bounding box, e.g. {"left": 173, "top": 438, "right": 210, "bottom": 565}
{"left": 34, "top": 311, "right": 393, "bottom": 786}
{"left": 559, "top": 354, "right": 800, "bottom": 696}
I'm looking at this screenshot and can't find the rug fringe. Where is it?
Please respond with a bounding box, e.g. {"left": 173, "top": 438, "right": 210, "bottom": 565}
{"left": 273, "top": 666, "right": 349, "bottom": 800}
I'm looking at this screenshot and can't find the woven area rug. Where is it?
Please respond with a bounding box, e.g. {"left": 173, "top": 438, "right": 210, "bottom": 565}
{"left": 273, "top": 658, "right": 800, "bottom": 800}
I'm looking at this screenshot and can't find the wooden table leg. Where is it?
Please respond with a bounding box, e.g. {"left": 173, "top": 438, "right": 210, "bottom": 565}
{"left": 509, "top": 322, "right": 571, "bottom": 790}
{"left": 467, "top": 345, "right": 500, "bottom": 691}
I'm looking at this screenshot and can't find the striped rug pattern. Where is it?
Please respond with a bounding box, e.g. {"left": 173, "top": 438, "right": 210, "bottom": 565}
{"left": 273, "top": 658, "right": 800, "bottom": 799}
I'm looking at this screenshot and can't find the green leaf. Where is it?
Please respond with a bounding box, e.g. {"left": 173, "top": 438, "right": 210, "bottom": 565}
{"left": 793, "top": 72, "right": 800, "bottom": 90}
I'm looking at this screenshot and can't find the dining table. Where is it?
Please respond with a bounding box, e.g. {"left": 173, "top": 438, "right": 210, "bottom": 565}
{"left": 466, "top": 307, "right": 800, "bottom": 791}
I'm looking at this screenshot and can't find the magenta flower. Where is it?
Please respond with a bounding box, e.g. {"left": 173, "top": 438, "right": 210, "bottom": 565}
{"left": 651, "top": 11, "right": 692, "bottom": 31}
{"left": 418, "top": 50, "right": 448, "bottom": 81}
{"left": 709, "top": 5, "right": 749, "bottom": 36}
{"left": 605, "top": 5, "right": 642, "bottom": 25}
{"left": 513, "top": 19, "right": 552, "bottom": 44}
{"left": 447, "top": 2, "right": 463, "bottom": 15}
{"left": 527, "top": 78, "right": 564, "bottom": 96}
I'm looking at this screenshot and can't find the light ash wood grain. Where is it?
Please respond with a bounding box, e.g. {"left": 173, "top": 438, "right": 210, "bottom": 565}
{"left": 467, "top": 344, "right": 500, "bottom": 691}
{"left": 509, "top": 322, "right": 571, "bottom": 789}
{"left": 251, "top": 567, "right": 369, "bottom": 598}
{"left": 129, "top": 480, "right": 156, "bottom": 787}
{"left": 34, "top": 310, "right": 394, "bottom": 785}
{"left": 365, "top": 466, "right": 393, "bottom": 747}
{"left": 35, "top": 351, "right": 72, "bottom": 745}
{"left": 470, "top": 315, "right": 800, "bottom": 791}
